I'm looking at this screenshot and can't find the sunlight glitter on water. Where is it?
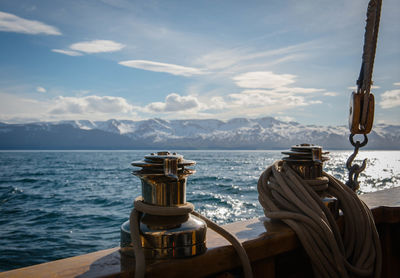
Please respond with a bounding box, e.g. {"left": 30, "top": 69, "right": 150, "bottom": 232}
{"left": 326, "top": 151, "right": 400, "bottom": 193}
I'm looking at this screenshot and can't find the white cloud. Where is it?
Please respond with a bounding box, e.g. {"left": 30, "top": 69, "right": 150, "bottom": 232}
{"left": 199, "top": 70, "right": 329, "bottom": 117}
{"left": 36, "top": 86, "right": 46, "bottom": 93}
{"left": 69, "top": 40, "right": 125, "bottom": 54}
{"left": 0, "top": 92, "right": 49, "bottom": 123}
{"left": 146, "top": 93, "right": 200, "bottom": 112}
{"left": 0, "top": 93, "right": 138, "bottom": 122}
{"left": 229, "top": 91, "right": 308, "bottom": 108}
{"left": 347, "top": 85, "right": 380, "bottom": 90}
{"left": 275, "top": 116, "right": 295, "bottom": 122}
{"left": 208, "top": 96, "right": 227, "bottom": 110}
{"left": 52, "top": 49, "right": 83, "bottom": 56}
{"left": 221, "top": 79, "right": 324, "bottom": 117}
{"left": 50, "top": 95, "right": 134, "bottom": 114}
{"left": 233, "top": 71, "right": 296, "bottom": 89}
{"left": 194, "top": 48, "right": 241, "bottom": 71}
{"left": 324, "top": 92, "right": 338, "bottom": 96}
{"left": 241, "top": 89, "right": 287, "bottom": 98}
{"left": 52, "top": 40, "right": 125, "bottom": 56}
{"left": 0, "top": 11, "right": 61, "bottom": 35}
{"left": 119, "top": 60, "right": 205, "bottom": 77}
{"left": 394, "top": 82, "right": 400, "bottom": 86}
{"left": 240, "top": 87, "right": 323, "bottom": 96}
{"left": 380, "top": 89, "right": 400, "bottom": 109}
{"left": 202, "top": 90, "right": 314, "bottom": 120}
{"left": 275, "top": 87, "right": 325, "bottom": 94}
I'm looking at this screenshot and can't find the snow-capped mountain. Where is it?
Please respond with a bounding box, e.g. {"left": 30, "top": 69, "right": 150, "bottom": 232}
{"left": 0, "top": 117, "right": 398, "bottom": 149}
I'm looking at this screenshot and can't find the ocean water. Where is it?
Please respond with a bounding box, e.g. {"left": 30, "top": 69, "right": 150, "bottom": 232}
{"left": 0, "top": 150, "right": 399, "bottom": 271}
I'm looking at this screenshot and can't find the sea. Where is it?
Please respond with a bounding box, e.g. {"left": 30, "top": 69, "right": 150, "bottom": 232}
{"left": 0, "top": 150, "right": 399, "bottom": 271}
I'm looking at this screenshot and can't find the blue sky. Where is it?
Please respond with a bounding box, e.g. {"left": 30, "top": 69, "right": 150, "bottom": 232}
{"left": 0, "top": 0, "right": 399, "bottom": 125}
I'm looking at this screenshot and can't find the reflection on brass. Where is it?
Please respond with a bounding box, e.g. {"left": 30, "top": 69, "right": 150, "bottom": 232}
{"left": 121, "top": 214, "right": 207, "bottom": 259}
{"left": 120, "top": 151, "right": 207, "bottom": 259}
{"left": 139, "top": 175, "right": 190, "bottom": 206}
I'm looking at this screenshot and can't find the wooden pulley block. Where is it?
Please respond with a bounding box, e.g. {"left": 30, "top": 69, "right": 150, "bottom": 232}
{"left": 349, "top": 92, "right": 374, "bottom": 134}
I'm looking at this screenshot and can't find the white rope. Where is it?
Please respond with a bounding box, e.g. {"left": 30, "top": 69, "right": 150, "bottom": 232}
{"left": 258, "top": 160, "right": 382, "bottom": 278}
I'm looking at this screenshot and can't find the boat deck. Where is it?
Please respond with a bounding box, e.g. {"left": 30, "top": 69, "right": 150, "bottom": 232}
{"left": 1, "top": 187, "right": 399, "bottom": 278}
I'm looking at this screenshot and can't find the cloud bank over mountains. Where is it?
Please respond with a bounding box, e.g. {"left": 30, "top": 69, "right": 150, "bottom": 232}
{"left": 1, "top": 80, "right": 399, "bottom": 124}
{"left": 0, "top": 117, "right": 398, "bottom": 150}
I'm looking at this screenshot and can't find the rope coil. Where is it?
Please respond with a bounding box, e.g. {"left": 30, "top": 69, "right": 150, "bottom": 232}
{"left": 258, "top": 160, "right": 381, "bottom": 278}
{"left": 129, "top": 198, "right": 253, "bottom": 278}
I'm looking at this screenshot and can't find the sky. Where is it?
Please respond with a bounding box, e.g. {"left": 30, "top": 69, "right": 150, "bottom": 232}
{"left": 0, "top": 0, "right": 399, "bottom": 126}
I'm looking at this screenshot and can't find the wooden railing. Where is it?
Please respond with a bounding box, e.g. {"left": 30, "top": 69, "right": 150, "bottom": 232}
{"left": 1, "top": 187, "right": 399, "bottom": 278}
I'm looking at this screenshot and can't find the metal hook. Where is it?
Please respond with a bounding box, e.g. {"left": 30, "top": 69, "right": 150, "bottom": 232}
{"left": 354, "top": 160, "right": 367, "bottom": 174}
{"left": 346, "top": 134, "right": 368, "bottom": 191}
{"left": 346, "top": 149, "right": 367, "bottom": 175}
{"left": 346, "top": 146, "right": 358, "bottom": 170}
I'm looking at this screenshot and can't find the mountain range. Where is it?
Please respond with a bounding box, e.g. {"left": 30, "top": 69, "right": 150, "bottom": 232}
{"left": 0, "top": 117, "right": 399, "bottom": 150}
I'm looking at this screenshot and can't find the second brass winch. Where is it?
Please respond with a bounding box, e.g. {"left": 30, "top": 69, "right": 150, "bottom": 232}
{"left": 282, "top": 143, "right": 329, "bottom": 180}
{"left": 120, "top": 151, "right": 207, "bottom": 259}
{"left": 282, "top": 144, "right": 338, "bottom": 217}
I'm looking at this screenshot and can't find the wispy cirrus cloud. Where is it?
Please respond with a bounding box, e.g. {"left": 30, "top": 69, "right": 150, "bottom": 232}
{"left": 233, "top": 71, "right": 296, "bottom": 89}
{"left": 52, "top": 40, "right": 125, "bottom": 56}
{"left": 232, "top": 71, "right": 326, "bottom": 96}
{"left": 276, "top": 87, "right": 325, "bottom": 94}
{"left": 119, "top": 60, "right": 205, "bottom": 77}
{"left": 0, "top": 11, "right": 61, "bottom": 35}
{"left": 347, "top": 85, "right": 380, "bottom": 90}
{"left": 194, "top": 41, "right": 316, "bottom": 72}
{"left": 69, "top": 40, "right": 125, "bottom": 53}
{"left": 51, "top": 49, "right": 82, "bottom": 56}
{"left": 324, "top": 92, "right": 338, "bottom": 96}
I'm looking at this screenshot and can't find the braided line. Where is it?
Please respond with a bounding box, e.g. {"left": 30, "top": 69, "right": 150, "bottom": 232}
{"left": 258, "top": 161, "right": 381, "bottom": 278}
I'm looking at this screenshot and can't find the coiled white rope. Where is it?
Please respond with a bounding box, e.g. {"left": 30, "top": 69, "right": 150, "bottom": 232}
{"left": 129, "top": 196, "right": 253, "bottom": 278}
{"left": 258, "top": 160, "right": 382, "bottom": 278}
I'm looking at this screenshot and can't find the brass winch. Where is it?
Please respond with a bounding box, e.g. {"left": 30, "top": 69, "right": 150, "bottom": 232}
{"left": 120, "top": 151, "right": 207, "bottom": 259}
{"left": 282, "top": 143, "right": 329, "bottom": 180}
{"left": 282, "top": 144, "right": 338, "bottom": 217}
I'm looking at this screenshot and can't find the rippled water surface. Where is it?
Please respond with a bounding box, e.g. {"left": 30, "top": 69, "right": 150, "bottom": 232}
{"left": 0, "top": 150, "right": 399, "bottom": 271}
